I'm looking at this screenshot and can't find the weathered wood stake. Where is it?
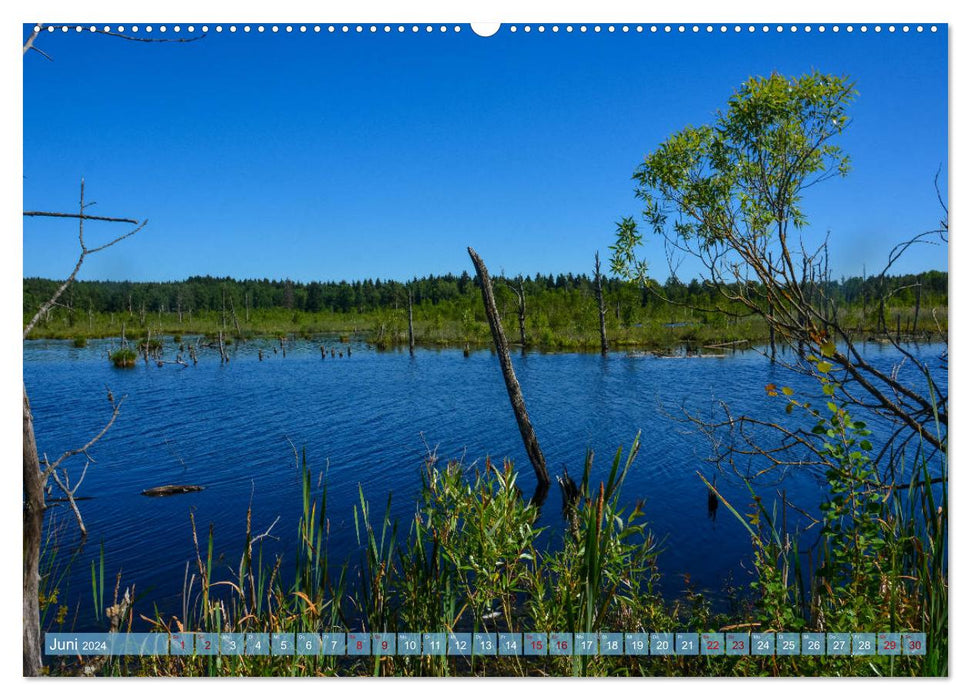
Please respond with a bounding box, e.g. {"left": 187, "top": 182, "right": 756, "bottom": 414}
{"left": 467, "top": 247, "right": 550, "bottom": 488}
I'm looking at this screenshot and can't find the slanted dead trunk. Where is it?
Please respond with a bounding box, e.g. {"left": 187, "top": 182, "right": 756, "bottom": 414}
{"left": 467, "top": 248, "right": 550, "bottom": 488}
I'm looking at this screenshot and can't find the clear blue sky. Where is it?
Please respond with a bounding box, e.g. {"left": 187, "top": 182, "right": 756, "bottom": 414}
{"left": 22, "top": 24, "right": 948, "bottom": 283}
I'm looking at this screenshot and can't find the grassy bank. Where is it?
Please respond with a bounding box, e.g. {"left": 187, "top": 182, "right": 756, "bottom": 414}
{"left": 24, "top": 303, "right": 947, "bottom": 354}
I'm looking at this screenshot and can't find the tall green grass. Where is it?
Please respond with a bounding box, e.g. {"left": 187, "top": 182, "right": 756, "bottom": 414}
{"left": 50, "top": 420, "right": 943, "bottom": 677}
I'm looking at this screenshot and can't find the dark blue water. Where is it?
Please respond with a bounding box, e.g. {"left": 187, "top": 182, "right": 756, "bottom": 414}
{"left": 24, "top": 337, "right": 946, "bottom": 628}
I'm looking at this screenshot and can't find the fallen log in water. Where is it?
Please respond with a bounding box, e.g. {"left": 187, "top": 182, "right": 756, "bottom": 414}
{"left": 140, "top": 485, "right": 205, "bottom": 497}
{"left": 701, "top": 339, "right": 750, "bottom": 349}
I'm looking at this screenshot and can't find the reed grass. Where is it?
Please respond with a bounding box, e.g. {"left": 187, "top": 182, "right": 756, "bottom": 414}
{"left": 46, "top": 421, "right": 945, "bottom": 677}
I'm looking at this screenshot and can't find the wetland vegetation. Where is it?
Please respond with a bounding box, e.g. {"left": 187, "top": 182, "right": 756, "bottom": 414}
{"left": 24, "top": 69, "right": 948, "bottom": 679}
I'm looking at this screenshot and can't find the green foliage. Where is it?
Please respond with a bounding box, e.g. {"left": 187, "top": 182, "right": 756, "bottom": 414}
{"left": 812, "top": 402, "right": 886, "bottom": 630}
{"left": 627, "top": 72, "right": 855, "bottom": 250}
{"left": 529, "top": 437, "right": 664, "bottom": 639}
{"left": 608, "top": 216, "right": 648, "bottom": 284}
{"left": 764, "top": 377, "right": 946, "bottom": 670}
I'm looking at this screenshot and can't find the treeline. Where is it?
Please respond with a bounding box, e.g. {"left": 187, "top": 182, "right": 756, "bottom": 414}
{"left": 23, "top": 270, "right": 948, "bottom": 318}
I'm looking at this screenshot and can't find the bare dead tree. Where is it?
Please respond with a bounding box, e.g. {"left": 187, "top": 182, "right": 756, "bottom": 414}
{"left": 41, "top": 396, "right": 126, "bottom": 537}
{"left": 504, "top": 275, "right": 528, "bottom": 353}
{"left": 218, "top": 330, "right": 229, "bottom": 363}
{"left": 228, "top": 293, "right": 243, "bottom": 339}
{"left": 468, "top": 248, "right": 550, "bottom": 489}
{"left": 594, "top": 251, "right": 609, "bottom": 356}
{"left": 407, "top": 286, "right": 415, "bottom": 356}
{"left": 23, "top": 186, "right": 145, "bottom": 339}
{"left": 22, "top": 182, "right": 145, "bottom": 676}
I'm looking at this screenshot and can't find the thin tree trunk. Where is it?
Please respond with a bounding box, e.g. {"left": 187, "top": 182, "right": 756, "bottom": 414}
{"left": 23, "top": 385, "right": 44, "bottom": 677}
{"left": 510, "top": 277, "right": 528, "bottom": 354}
{"left": 594, "top": 251, "right": 608, "bottom": 356}
{"left": 229, "top": 295, "right": 243, "bottom": 339}
{"left": 913, "top": 281, "right": 922, "bottom": 336}
{"left": 502, "top": 277, "right": 530, "bottom": 354}
{"left": 468, "top": 248, "right": 550, "bottom": 487}
{"left": 407, "top": 288, "right": 415, "bottom": 356}
{"left": 517, "top": 283, "right": 527, "bottom": 350}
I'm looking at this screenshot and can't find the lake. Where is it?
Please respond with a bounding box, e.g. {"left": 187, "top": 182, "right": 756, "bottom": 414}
{"left": 23, "top": 336, "right": 947, "bottom": 629}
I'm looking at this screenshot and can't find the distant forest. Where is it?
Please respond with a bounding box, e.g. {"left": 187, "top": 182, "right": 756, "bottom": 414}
{"left": 23, "top": 270, "right": 948, "bottom": 349}
{"left": 23, "top": 270, "right": 948, "bottom": 317}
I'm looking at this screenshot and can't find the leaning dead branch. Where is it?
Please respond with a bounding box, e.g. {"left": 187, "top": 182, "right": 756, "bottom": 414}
{"left": 25, "top": 23, "right": 206, "bottom": 56}
{"left": 23, "top": 180, "right": 147, "bottom": 339}
{"left": 40, "top": 393, "right": 125, "bottom": 536}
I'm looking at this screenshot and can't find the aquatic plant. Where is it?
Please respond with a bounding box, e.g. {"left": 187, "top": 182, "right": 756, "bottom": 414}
{"left": 109, "top": 348, "right": 137, "bottom": 368}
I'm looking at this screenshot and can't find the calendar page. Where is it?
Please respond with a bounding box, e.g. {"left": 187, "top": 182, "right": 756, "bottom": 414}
{"left": 19, "top": 1, "right": 950, "bottom": 683}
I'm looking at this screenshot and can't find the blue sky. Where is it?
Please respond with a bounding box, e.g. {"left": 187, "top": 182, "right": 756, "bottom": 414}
{"left": 22, "top": 23, "right": 948, "bottom": 283}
